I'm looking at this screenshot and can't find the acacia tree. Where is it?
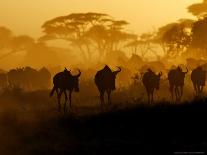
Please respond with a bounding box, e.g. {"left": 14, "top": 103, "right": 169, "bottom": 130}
{"left": 40, "top": 13, "right": 111, "bottom": 61}
{"left": 155, "top": 19, "right": 193, "bottom": 59}
{"left": 185, "top": 1, "right": 207, "bottom": 58}
{"left": 87, "top": 20, "right": 136, "bottom": 60}
{"left": 190, "top": 17, "right": 207, "bottom": 57}
{"left": 0, "top": 27, "right": 13, "bottom": 50}
{"left": 188, "top": 0, "right": 207, "bottom": 19}
{"left": 125, "top": 32, "right": 158, "bottom": 59}
{"left": 40, "top": 12, "right": 136, "bottom": 62}
{"left": 0, "top": 26, "right": 35, "bottom": 60}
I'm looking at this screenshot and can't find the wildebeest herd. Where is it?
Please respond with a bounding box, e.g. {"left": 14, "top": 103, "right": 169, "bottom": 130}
{"left": 0, "top": 67, "right": 51, "bottom": 90}
{"left": 0, "top": 65, "right": 206, "bottom": 113}
{"left": 49, "top": 65, "right": 206, "bottom": 113}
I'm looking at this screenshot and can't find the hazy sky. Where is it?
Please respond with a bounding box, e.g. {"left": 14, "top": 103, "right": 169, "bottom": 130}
{"left": 0, "top": 0, "right": 200, "bottom": 38}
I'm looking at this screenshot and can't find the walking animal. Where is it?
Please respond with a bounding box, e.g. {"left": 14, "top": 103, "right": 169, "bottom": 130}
{"left": 50, "top": 68, "right": 81, "bottom": 113}
{"left": 95, "top": 65, "right": 121, "bottom": 106}
{"left": 142, "top": 69, "right": 162, "bottom": 104}
{"left": 0, "top": 73, "right": 7, "bottom": 88}
{"left": 168, "top": 66, "right": 188, "bottom": 102}
{"left": 191, "top": 66, "right": 206, "bottom": 97}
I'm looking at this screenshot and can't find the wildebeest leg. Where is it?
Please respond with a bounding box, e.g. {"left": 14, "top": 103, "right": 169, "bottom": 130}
{"left": 146, "top": 88, "right": 151, "bottom": 104}
{"left": 178, "top": 86, "right": 182, "bottom": 102}
{"left": 193, "top": 83, "right": 198, "bottom": 96}
{"left": 63, "top": 90, "right": 68, "bottom": 114}
{"left": 49, "top": 86, "right": 56, "bottom": 97}
{"left": 101, "top": 91, "right": 104, "bottom": 104}
{"left": 58, "top": 89, "right": 64, "bottom": 112}
{"left": 179, "top": 86, "right": 183, "bottom": 102}
{"left": 107, "top": 89, "right": 112, "bottom": 105}
{"left": 146, "top": 90, "right": 150, "bottom": 104}
{"left": 55, "top": 88, "right": 59, "bottom": 97}
{"left": 200, "top": 86, "right": 204, "bottom": 96}
{"left": 99, "top": 90, "right": 105, "bottom": 108}
{"left": 170, "top": 86, "right": 174, "bottom": 103}
{"left": 195, "top": 85, "right": 198, "bottom": 97}
{"left": 198, "top": 85, "right": 203, "bottom": 97}
{"left": 69, "top": 91, "right": 72, "bottom": 109}
{"left": 151, "top": 89, "right": 154, "bottom": 104}
{"left": 196, "top": 85, "right": 199, "bottom": 97}
{"left": 175, "top": 87, "right": 179, "bottom": 102}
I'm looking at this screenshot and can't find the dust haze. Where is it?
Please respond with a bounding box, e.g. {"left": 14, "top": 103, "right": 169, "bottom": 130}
{"left": 0, "top": 0, "right": 207, "bottom": 154}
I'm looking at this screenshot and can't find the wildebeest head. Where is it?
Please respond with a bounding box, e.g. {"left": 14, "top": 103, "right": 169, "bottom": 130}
{"left": 111, "top": 67, "right": 121, "bottom": 89}
{"left": 155, "top": 72, "right": 162, "bottom": 90}
{"left": 177, "top": 67, "right": 188, "bottom": 85}
{"left": 64, "top": 67, "right": 72, "bottom": 76}
{"left": 72, "top": 69, "right": 81, "bottom": 92}
{"left": 112, "top": 67, "right": 122, "bottom": 77}
{"left": 179, "top": 67, "right": 188, "bottom": 77}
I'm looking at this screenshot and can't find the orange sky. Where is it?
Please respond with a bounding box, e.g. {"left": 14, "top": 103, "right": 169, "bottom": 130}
{"left": 0, "top": 0, "right": 200, "bottom": 38}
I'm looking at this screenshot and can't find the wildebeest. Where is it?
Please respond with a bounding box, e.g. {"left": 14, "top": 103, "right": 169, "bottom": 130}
{"left": 168, "top": 66, "right": 188, "bottom": 102}
{"left": 37, "top": 67, "right": 51, "bottom": 89}
{"left": 7, "top": 67, "right": 51, "bottom": 90}
{"left": 95, "top": 65, "right": 121, "bottom": 106}
{"left": 191, "top": 66, "right": 206, "bottom": 97}
{"left": 0, "top": 73, "right": 7, "bottom": 89}
{"left": 7, "top": 68, "right": 25, "bottom": 88}
{"left": 142, "top": 69, "right": 162, "bottom": 104}
{"left": 49, "top": 68, "right": 81, "bottom": 112}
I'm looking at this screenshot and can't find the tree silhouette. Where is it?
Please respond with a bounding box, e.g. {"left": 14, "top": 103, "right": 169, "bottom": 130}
{"left": 0, "top": 35, "right": 35, "bottom": 60}
{"left": 156, "top": 19, "right": 193, "bottom": 58}
{"left": 87, "top": 20, "right": 136, "bottom": 60}
{"left": 0, "top": 26, "right": 35, "bottom": 61}
{"left": 0, "top": 26, "right": 12, "bottom": 50}
{"left": 188, "top": 0, "right": 207, "bottom": 18}
{"left": 40, "top": 12, "right": 135, "bottom": 62}
{"left": 190, "top": 17, "right": 207, "bottom": 57}
{"left": 40, "top": 13, "right": 110, "bottom": 61}
{"left": 126, "top": 32, "right": 157, "bottom": 59}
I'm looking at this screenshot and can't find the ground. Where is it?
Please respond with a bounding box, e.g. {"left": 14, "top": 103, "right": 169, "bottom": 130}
{"left": 0, "top": 89, "right": 207, "bottom": 154}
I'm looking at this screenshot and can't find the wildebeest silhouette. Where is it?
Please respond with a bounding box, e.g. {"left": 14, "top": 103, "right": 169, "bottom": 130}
{"left": 95, "top": 65, "right": 121, "bottom": 106}
{"left": 7, "top": 68, "right": 25, "bottom": 88}
{"left": 142, "top": 69, "right": 162, "bottom": 104}
{"left": 191, "top": 66, "right": 206, "bottom": 97}
{"left": 7, "top": 67, "right": 51, "bottom": 90}
{"left": 168, "top": 66, "right": 188, "bottom": 102}
{"left": 50, "top": 68, "right": 81, "bottom": 113}
{"left": 0, "top": 73, "right": 7, "bottom": 88}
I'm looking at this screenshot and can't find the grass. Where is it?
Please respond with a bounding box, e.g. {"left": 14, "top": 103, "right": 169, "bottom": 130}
{"left": 0, "top": 89, "right": 207, "bottom": 154}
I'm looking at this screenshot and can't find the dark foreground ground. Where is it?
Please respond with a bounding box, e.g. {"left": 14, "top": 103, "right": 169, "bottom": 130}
{"left": 0, "top": 90, "right": 207, "bottom": 155}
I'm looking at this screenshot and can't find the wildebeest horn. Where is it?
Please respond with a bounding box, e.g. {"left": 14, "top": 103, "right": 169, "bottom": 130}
{"left": 74, "top": 69, "right": 81, "bottom": 77}
{"left": 64, "top": 67, "right": 71, "bottom": 72}
{"left": 116, "top": 66, "right": 121, "bottom": 72}
{"left": 158, "top": 72, "right": 162, "bottom": 77}
{"left": 113, "top": 66, "right": 121, "bottom": 75}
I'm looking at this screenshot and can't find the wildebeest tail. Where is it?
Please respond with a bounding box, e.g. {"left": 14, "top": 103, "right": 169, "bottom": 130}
{"left": 49, "top": 86, "right": 55, "bottom": 97}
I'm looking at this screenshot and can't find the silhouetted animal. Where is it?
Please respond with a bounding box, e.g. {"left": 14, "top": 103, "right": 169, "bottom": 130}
{"left": 38, "top": 67, "right": 51, "bottom": 89}
{"left": 7, "top": 68, "right": 25, "bottom": 88}
{"left": 7, "top": 67, "right": 51, "bottom": 90}
{"left": 142, "top": 69, "right": 162, "bottom": 104}
{"left": 0, "top": 73, "right": 7, "bottom": 88}
{"left": 191, "top": 66, "right": 206, "bottom": 96}
{"left": 95, "top": 65, "right": 121, "bottom": 105}
{"left": 50, "top": 68, "right": 81, "bottom": 112}
{"left": 168, "top": 66, "right": 188, "bottom": 102}
{"left": 23, "top": 67, "right": 39, "bottom": 90}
